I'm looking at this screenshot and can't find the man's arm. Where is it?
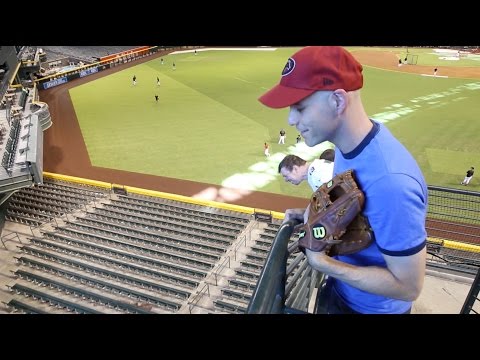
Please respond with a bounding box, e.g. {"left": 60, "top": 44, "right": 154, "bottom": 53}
{"left": 306, "top": 173, "right": 428, "bottom": 301}
{"left": 304, "top": 247, "right": 426, "bottom": 301}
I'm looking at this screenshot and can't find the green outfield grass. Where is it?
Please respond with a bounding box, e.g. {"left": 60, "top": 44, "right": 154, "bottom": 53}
{"left": 69, "top": 48, "right": 480, "bottom": 199}
{"left": 349, "top": 46, "right": 480, "bottom": 68}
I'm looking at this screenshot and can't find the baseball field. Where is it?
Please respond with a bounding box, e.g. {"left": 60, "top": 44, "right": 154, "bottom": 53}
{"left": 41, "top": 47, "right": 480, "bottom": 213}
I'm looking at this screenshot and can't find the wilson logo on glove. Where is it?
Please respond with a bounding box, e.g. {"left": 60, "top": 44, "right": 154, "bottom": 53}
{"left": 296, "top": 169, "right": 374, "bottom": 256}
{"left": 312, "top": 225, "right": 326, "bottom": 239}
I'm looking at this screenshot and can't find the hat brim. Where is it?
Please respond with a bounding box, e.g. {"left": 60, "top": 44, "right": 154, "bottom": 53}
{"left": 258, "top": 84, "right": 316, "bottom": 109}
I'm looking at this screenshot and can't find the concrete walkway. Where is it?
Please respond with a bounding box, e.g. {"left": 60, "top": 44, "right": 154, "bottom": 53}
{"left": 412, "top": 269, "right": 478, "bottom": 314}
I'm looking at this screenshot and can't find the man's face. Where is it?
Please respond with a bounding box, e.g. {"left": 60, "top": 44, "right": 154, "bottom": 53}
{"left": 287, "top": 91, "right": 337, "bottom": 147}
{"left": 280, "top": 166, "right": 303, "bottom": 185}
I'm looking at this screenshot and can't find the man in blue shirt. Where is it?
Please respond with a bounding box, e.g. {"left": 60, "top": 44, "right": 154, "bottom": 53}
{"left": 258, "top": 46, "right": 428, "bottom": 314}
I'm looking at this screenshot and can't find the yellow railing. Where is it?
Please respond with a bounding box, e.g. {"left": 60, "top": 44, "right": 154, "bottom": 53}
{"left": 43, "top": 172, "right": 284, "bottom": 219}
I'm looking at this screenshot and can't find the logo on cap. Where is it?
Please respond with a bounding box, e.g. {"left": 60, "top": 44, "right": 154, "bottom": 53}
{"left": 282, "top": 58, "right": 295, "bottom": 77}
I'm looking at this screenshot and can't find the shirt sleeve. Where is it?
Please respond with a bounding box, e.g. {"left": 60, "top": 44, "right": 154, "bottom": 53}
{"left": 308, "top": 160, "right": 334, "bottom": 191}
{"left": 364, "top": 174, "right": 427, "bottom": 255}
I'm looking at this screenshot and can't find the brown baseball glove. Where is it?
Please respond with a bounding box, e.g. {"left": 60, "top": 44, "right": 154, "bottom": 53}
{"left": 296, "top": 169, "right": 373, "bottom": 256}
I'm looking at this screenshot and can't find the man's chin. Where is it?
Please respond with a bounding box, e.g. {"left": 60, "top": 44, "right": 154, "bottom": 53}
{"left": 304, "top": 139, "right": 314, "bottom": 147}
{"left": 305, "top": 138, "right": 322, "bottom": 147}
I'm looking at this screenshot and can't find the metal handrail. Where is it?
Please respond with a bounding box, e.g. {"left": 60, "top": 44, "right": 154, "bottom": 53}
{"left": 247, "top": 219, "right": 299, "bottom": 314}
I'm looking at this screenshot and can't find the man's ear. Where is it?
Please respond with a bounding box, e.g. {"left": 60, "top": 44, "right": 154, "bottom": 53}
{"left": 331, "top": 89, "right": 348, "bottom": 115}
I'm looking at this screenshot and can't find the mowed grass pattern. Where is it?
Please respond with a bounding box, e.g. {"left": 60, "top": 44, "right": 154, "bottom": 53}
{"left": 70, "top": 48, "right": 480, "bottom": 198}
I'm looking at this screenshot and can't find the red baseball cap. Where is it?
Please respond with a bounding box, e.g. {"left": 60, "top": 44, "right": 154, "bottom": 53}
{"left": 258, "top": 46, "right": 363, "bottom": 109}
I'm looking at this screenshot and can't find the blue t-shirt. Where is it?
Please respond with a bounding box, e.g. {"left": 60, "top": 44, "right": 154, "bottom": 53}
{"left": 332, "top": 120, "right": 427, "bottom": 314}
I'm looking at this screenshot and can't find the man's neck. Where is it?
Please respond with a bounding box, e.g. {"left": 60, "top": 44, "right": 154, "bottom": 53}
{"left": 302, "top": 163, "right": 311, "bottom": 181}
{"left": 335, "top": 101, "right": 372, "bottom": 154}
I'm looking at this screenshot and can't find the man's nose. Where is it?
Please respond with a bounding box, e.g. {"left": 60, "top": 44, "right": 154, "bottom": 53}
{"left": 287, "top": 110, "right": 298, "bottom": 126}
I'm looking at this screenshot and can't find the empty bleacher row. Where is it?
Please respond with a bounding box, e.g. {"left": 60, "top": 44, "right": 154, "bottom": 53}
{"left": 98, "top": 202, "right": 242, "bottom": 236}
{"left": 213, "top": 222, "right": 307, "bottom": 314}
{"left": 30, "top": 178, "right": 107, "bottom": 199}
{"left": 7, "top": 284, "right": 105, "bottom": 314}
{"left": 10, "top": 270, "right": 157, "bottom": 314}
{"left": 96, "top": 203, "right": 238, "bottom": 244}
{"left": 75, "top": 214, "right": 229, "bottom": 255}
{"left": 4, "top": 178, "right": 257, "bottom": 314}
{"left": 5, "top": 180, "right": 108, "bottom": 227}
{"left": 45, "top": 225, "right": 218, "bottom": 269}
{"left": 24, "top": 238, "right": 205, "bottom": 284}
{"left": 115, "top": 194, "right": 250, "bottom": 228}
{"left": 40, "top": 46, "right": 139, "bottom": 64}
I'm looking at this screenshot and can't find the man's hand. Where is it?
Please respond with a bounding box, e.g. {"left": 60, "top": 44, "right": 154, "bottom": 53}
{"left": 304, "top": 248, "right": 330, "bottom": 270}
{"left": 282, "top": 208, "right": 307, "bottom": 225}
